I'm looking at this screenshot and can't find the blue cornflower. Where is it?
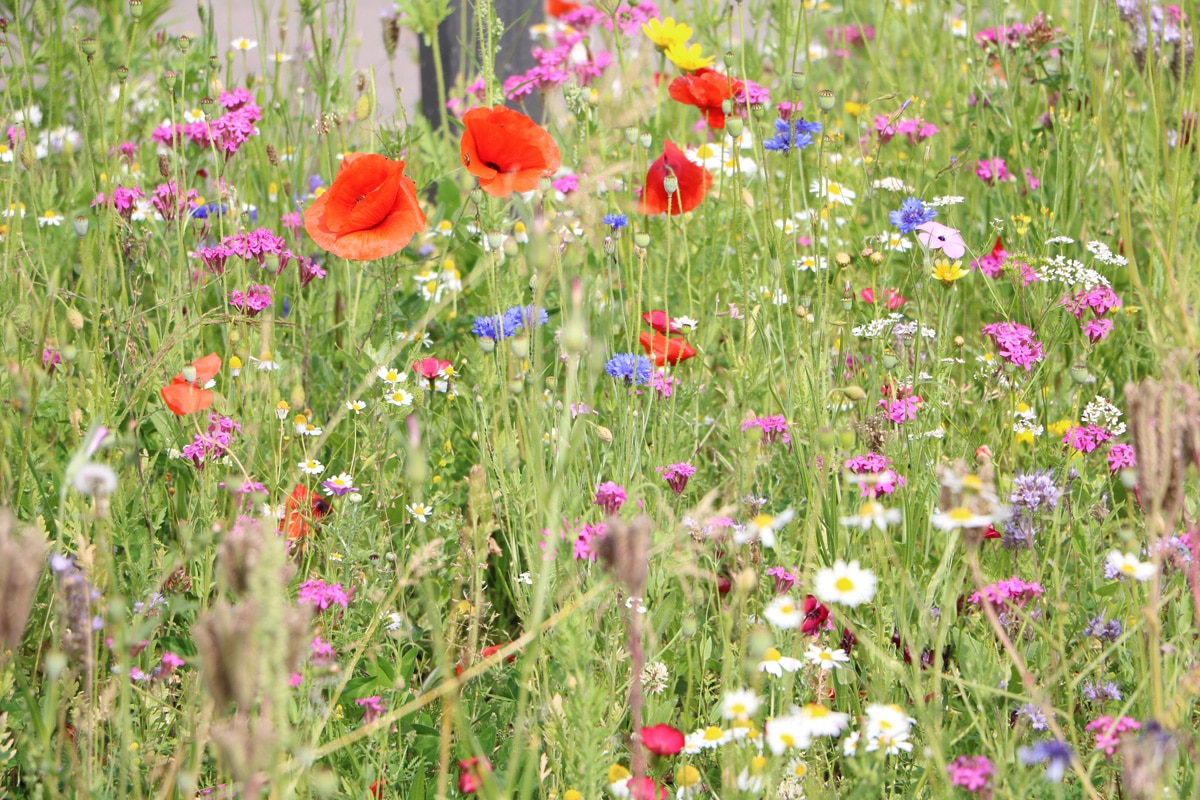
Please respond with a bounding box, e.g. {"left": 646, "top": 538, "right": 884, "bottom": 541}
{"left": 604, "top": 354, "right": 653, "bottom": 385}
{"left": 889, "top": 197, "right": 936, "bottom": 234}
{"left": 1018, "top": 740, "right": 1073, "bottom": 782}
{"left": 763, "top": 118, "right": 816, "bottom": 154}
{"left": 471, "top": 315, "right": 506, "bottom": 341}
{"left": 190, "top": 202, "right": 230, "bottom": 220}
{"left": 502, "top": 304, "right": 548, "bottom": 335}
{"left": 602, "top": 213, "right": 629, "bottom": 231}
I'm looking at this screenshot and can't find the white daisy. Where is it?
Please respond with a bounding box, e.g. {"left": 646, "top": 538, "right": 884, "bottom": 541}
{"left": 297, "top": 459, "right": 325, "bottom": 475}
{"left": 720, "top": 688, "right": 761, "bottom": 720}
{"left": 230, "top": 38, "right": 258, "bottom": 52}
{"left": 376, "top": 365, "right": 407, "bottom": 384}
{"left": 1106, "top": 550, "right": 1156, "bottom": 582}
{"left": 406, "top": 502, "right": 433, "bottom": 523}
{"left": 764, "top": 595, "right": 804, "bottom": 630}
{"left": 346, "top": 400, "right": 366, "bottom": 413}
{"left": 764, "top": 711, "right": 812, "bottom": 755}
{"left": 840, "top": 501, "right": 902, "bottom": 531}
{"left": 813, "top": 560, "right": 877, "bottom": 607}
{"left": 931, "top": 506, "right": 994, "bottom": 531}
{"left": 810, "top": 178, "right": 856, "bottom": 206}
{"left": 804, "top": 643, "right": 850, "bottom": 670}
{"left": 758, "top": 647, "right": 803, "bottom": 676}
{"left": 384, "top": 388, "right": 414, "bottom": 407}
{"left": 796, "top": 703, "right": 852, "bottom": 737}
{"left": 864, "top": 704, "right": 915, "bottom": 739}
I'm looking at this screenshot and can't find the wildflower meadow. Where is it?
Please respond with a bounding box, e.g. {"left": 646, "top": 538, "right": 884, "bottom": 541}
{"left": 2, "top": 0, "right": 1200, "bottom": 797}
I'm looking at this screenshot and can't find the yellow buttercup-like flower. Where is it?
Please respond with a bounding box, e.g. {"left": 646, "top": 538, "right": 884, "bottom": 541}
{"left": 665, "top": 41, "right": 715, "bottom": 71}
{"left": 932, "top": 258, "right": 968, "bottom": 284}
{"left": 643, "top": 17, "right": 693, "bottom": 50}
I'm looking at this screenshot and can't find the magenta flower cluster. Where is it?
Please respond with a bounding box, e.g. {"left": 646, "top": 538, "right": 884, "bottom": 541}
{"left": 180, "top": 414, "right": 242, "bottom": 468}
{"left": 741, "top": 415, "right": 790, "bottom": 445}
{"left": 297, "top": 579, "right": 351, "bottom": 611}
{"left": 845, "top": 452, "right": 906, "bottom": 498}
{"left": 968, "top": 577, "right": 1045, "bottom": 610}
{"left": 981, "top": 321, "right": 1045, "bottom": 371}
{"left": 947, "top": 755, "right": 994, "bottom": 793}
{"left": 151, "top": 89, "right": 263, "bottom": 156}
{"left": 229, "top": 284, "right": 274, "bottom": 316}
{"left": 657, "top": 463, "right": 696, "bottom": 495}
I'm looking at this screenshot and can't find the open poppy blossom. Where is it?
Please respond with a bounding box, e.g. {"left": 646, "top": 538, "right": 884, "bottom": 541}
{"left": 161, "top": 352, "right": 222, "bottom": 416}
{"left": 668, "top": 68, "right": 744, "bottom": 129}
{"left": 413, "top": 357, "right": 452, "bottom": 380}
{"left": 640, "top": 332, "right": 697, "bottom": 366}
{"left": 545, "top": 0, "right": 580, "bottom": 17}
{"left": 282, "top": 484, "right": 331, "bottom": 542}
{"left": 460, "top": 106, "right": 561, "bottom": 197}
{"left": 915, "top": 221, "right": 967, "bottom": 259}
{"left": 642, "top": 310, "right": 681, "bottom": 334}
{"left": 304, "top": 152, "right": 425, "bottom": 261}
{"left": 640, "top": 723, "right": 686, "bottom": 756}
{"left": 638, "top": 140, "right": 713, "bottom": 216}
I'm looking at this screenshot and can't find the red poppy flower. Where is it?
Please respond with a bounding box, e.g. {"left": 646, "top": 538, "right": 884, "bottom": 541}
{"left": 545, "top": 0, "right": 580, "bottom": 17}
{"left": 171, "top": 352, "right": 222, "bottom": 385}
{"left": 304, "top": 152, "right": 425, "bottom": 261}
{"left": 413, "top": 358, "right": 452, "bottom": 380}
{"left": 283, "top": 484, "right": 331, "bottom": 542}
{"left": 640, "top": 723, "right": 685, "bottom": 756}
{"left": 161, "top": 352, "right": 222, "bottom": 415}
{"left": 642, "top": 310, "right": 681, "bottom": 334}
{"left": 638, "top": 141, "right": 712, "bottom": 216}
{"left": 668, "top": 68, "right": 744, "bottom": 129}
{"left": 639, "top": 332, "right": 697, "bottom": 366}
{"left": 801, "top": 595, "right": 830, "bottom": 636}
{"left": 460, "top": 106, "right": 562, "bottom": 197}
{"left": 626, "top": 776, "right": 666, "bottom": 800}
{"left": 457, "top": 757, "right": 491, "bottom": 794}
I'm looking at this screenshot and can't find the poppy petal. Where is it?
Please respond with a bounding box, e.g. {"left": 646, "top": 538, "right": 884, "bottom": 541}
{"left": 304, "top": 153, "right": 425, "bottom": 261}
{"left": 161, "top": 383, "right": 213, "bottom": 416}
{"left": 460, "top": 107, "right": 561, "bottom": 197}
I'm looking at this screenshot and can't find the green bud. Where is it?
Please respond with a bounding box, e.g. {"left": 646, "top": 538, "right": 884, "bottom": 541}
{"left": 817, "top": 88, "right": 836, "bottom": 112}
{"left": 80, "top": 38, "right": 98, "bottom": 57}
{"left": 725, "top": 116, "right": 744, "bottom": 138}
{"left": 634, "top": 232, "right": 650, "bottom": 248}
{"left": 129, "top": 0, "right": 144, "bottom": 18}
{"left": 509, "top": 337, "right": 530, "bottom": 359}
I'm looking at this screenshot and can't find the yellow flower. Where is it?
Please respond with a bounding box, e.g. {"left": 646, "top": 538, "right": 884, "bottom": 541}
{"left": 643, "top": 17, "right": 692, "bottom": 50}
{"left": 1048, "top": 419, "right": 1073, "bottom": 437}
{"left": 843, "top": 101, "right": 866, "bottom": 116}
{"left": 932, "top": 258, "right": 968, "bottom": 284}
{"left": 1015, "top": 430, "right": 1035, "bottom": 445}
{"left": 665, "top": 41, "right": 715, "bottom": 71}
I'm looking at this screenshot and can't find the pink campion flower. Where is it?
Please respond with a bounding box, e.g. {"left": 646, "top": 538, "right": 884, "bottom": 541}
{"left": 289, "top": 671, "right": 303, "bottom": 687}
{"left": 552, "top": 174, "right": 579, "bottom": 195}
{"left": 861, "top": 286, "right": 906, "bottom": 308}
{"left": 1062, "top": 286, "right": 1122, "bottom": 318}
{"left": 734, "top": 79, "right": 770, "bottom": 107}
{"left": 650, "top": 370, "right": 676, "bottom": 398}
{"left": 228, "top": 284, "right": 273, "bottom": 316}
{"left": 356, "top": 695, "right": 385, "bottom": 724}
{"left": 766, "top": 565, "right": 797, "bottom": 594}
{"left": 915, "top": 221, "right": 967, "bottom": 258}
{"left": 297, "top": 579, "right": 351, "bottom": 610}
{"left": 975, "top": 157, "right": 1012, "bottom": 185}
{"left": 297, "top": 256, "right": 327, "bottom": 287}
{"left": 573, "top": 521, "right": 605, "bottom": 560}
{"left": 1063, "top": 424, "right": 1113, "bottom": 454}
{"left": 657, "top": 462, "right": 696, "bottom": 495}
{"left": 1025, "top": 168, "right": 1041, "bottom": 191}
{"left": 742, "top": 415, "right": 791, "bottom": 445}
{"left": 1087, "top": 716, "right": 1141, "bottom": 757}
{"left": 574, "top": 50, "right": 613, "bottom": 83}
{"left": 150, "top": 180, "right": 199, "bottom": 222}
{"left": 594, "top": 481, "right": 627, "bottom": 515}
{"left": 845, "top": 453, "right": 906, "bottom": 498}
{"left": 879, "top": 395, "right": 922, "bottom": 424}
{"left": 873, "top": 114, "right": 898, "bottom": 143}
{"left": 947, "top": 755, "right": 994, "bottom": 792}
{"left": 775, "top": 100, "right": 800, "bottom": 121}
{"left": 1083, "top": 318, "right": 1114, "bottom": 343}
{"left": 1107, "top": 443, "right": 1136, "bottom": 472}
{"left": 981, "top": 321, "right": 1045, "bottom": 371}
{"left": 281, "top": 211, "right": 302, "bottom": 231}
{"left": 42, "top": 346, "right": 61, "bottom": 375}
{"left": 968, "top": 577, "right": 1045, "bottom": 610}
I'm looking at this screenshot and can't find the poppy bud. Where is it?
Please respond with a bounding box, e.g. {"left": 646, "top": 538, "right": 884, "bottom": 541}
{"left": 162, "top": 70, "right": 177, "bottom": 93}
{"left": 61, "top": 345, "right": 78, "bottom": 362}
{"left": 725, "top": 116, "right": 744, "bottom": 138}
{"left": 1070, "top": 363, "right": 1093, "bottom": 384}
{"left": 129, "top": 0, "right": 143, "bottom": 18}
{"left": 791, "top": 71, "right": 806, "bottom": 91}
{"left": 881, "top": 351, "right": 900, "bottom": 370}
{"left": 842, "top": 385, "right": 867, "bottom": 402}
{"left": 1119, "top": 468, "right": 1138, "bottom": 490}
{"left": 509, "top": 337, "right": 529, "bottom": 359}
{"left": 662, "top": 174, "right": 679, "bottom": 195}
{"left": 478, "top": 337, "right": 496, "bottom": 354}
{"left": 634, "top": 232, "right": 650, "bottom": 248}
{"left": 469, "top": 188, "right": 483, "bottom": 205}
{"left": 817, "top": 88, "right": 836, "bottom": 111}
{"left": 624, "top": 126, "right": 638, "bottom": 144}
{"left": 954, "top": 335, "right": 965, "bottom": 348}
{"left": 723, "top": 50, "right": 735, "bottom": 68}
{"left": 178, "top": 34, "right": 191, "bottom": 52}
{"left": 639, "top": 133, "right": 653, "bottom": 149}
{"left": 116, "top": 64, "right": 129, "bottom": 82}
{"left": 73, "top": 216, "right": 89, "bottom": 237}
{"left": 538, "top": 175, "right": 553, "bottom": 193}
{"left": 751, "top": 102, "right": 765, "bottom": 117}
{"left": 80, "top": 38, "right": 98, "bottom": 57}
{"left": 837, "top": 428, "right": 856, "bottom": 449}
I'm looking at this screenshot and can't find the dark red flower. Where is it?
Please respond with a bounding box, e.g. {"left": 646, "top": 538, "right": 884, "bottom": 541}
{"left": 639, "top": 332, "right": 697, "bottom": 366}
{"left": 457, "top": 757, "right": 491, "bottom": 794}
{"left": 668, "top": 68, "right": 744, "bottom": 129}
{"left": 640, "top": 723, "right": 685, "bottom": 755}
{"left": 304, "top": 153, "right": 425, "bottom": 261}
{"left": 801, "top": 595, "right": 830, "bottom": 636}
{"left": 460, "top": 106, "right": 562, "bottom": 197}
{"left": 638, "top": 140, "right": 712, "bottom": 216}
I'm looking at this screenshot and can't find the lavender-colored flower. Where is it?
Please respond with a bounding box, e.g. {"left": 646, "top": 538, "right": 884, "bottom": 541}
{"left": 889, "top": 197, "right": 937, "bottom": 234}
{"left": 1018, "top": 703, "right": 1050, "bottom": 731}
{"left": 1082, "top": 680, "right": 1122, "bottom": 703}
{"left": 1083, "top": 615, "right": 1123, "bottom": 642}
{"left": 51, "top": 554, "right": 104, "bottom": 669}
{"left": 1018, "top": 739, "right": 1074, "bottom": 782}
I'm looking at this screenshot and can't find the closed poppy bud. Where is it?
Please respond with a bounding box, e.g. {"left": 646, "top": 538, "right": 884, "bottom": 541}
{"left": 303, "top": 152, "right": 425, "bottom": 261}
{"left": 725, "top": 116, "right": 744, "bottom": 138}
{"left": 639, "top": 133, "right": 653, "bottom": 149}
{"left": 634, "top": 232, "right": 651, "bottom": 248}
{"left": 459, "top": 106, "right": 561, "bottom": 197}
{"left": 624, "top": 126, "right": 638, "bottom": 144}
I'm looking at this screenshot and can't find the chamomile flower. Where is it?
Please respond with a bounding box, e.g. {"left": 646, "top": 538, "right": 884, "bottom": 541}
{"left": 1105, "top": 550, "right": 1156, "bottom": 582}
{"left": 182, "top": 107, "right": 206, "bottom": 123}
{"left": 764, "top": 712, "right": 812, "bottom": 755}
{"left": 721, "top": 688, "right": 761, "bottom": 721}
{"left": 37, "top": 209, "right": 65, "bottom": 227}
{"left": 764, "top": 595, "right": 804, "bottom": 629}
{"left": 797, "top": 703, "right": 852, "bottom": 737}
{"left": 275, "top": 400, "right": 291, "bottom": 421}
{"left": 810, "top": 178, "right": 856, "bottom": 206}
{"left": 864, "top": 704, "right": 915, "bottom": 740}
{"left": 744, "top": 508, "right": 794, "bottom": 548}
{"left": 251, "top": 350, "right": 280, "bottom": 371}
{"left": 230, "top": 38, "right": 258, "bottom": 52}
{"left": 795, "top": 254, "right": 828, "bottom": 272}
{"left": 813, "top": 560, "right": 877, "bottom": 607}
{"left": 376, "top": 365, "right": 407, "bottom": 384}
{"left": 272, "top": 52, "right": 293, "bottom": 63}
{"left": 683, "top": 725, "right": 734, "bottom": 753}
{"left": 758, "top": 647, "right": 803, "bottom": 676}
{"left": 385, "top": 388, "right": 414, "bottom": 407}
{"left": 407, "top": 502, "right": 433, "bottom": 523}
{"left": 673, "top": 315, "right": 699, "bottom": 331}
{"left": 931, "top": 507, "right": 994, "bottom": 531}
{"left": 298, "top": 459, "right": 325, "bottom": 475}
{"left": 804, "top": 643, "right": 851, "bottom": 670}
{"left": 839, "top": 500, "right": 902, "bottom": 531}
{"left": 735, "top": 756, "right": 768, "bottom": 793}
{"left": 346, "top": 400, "right": 366, "bottom": 413}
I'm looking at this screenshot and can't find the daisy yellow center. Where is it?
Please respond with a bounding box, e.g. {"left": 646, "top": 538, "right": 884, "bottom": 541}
{"left": 793, "top": 763, "right": 808, "bottom": 777}
{"left": 828, "top": 183, "right": 843, "bottom": 196}
{"left": 948, "top": 507, "right": 974, "bottom": 521}
{"left": 753, "top": 513, "right": 774, "bottom": 529}
{"left": 696, "top": 144, "right": 716, "bottom": 159}
{"left": 861, "top": 502, "right": 882, "bottom": 516}
{"left": 834, "top": 576, "right": 856, "bottom": 592}
{"left": 762, "top": 647, "right": 782, "bottom": 661}
{"left": 703, "top": 726, "right": 725, "bottom": 741}
{"left": 818, "top": 650, "right": 832, "bottom": 660}
{"left": 752, "top": 756, "right": 767, "bottom": 771}
{"left": 806, "top": 705, "right": 829, "bottom": 718}
{"left": 962, "top": 475, "right": 983, "bottom": 491}
{"left": 1120, "top": 562, "right": 1137, "bottom": 574}
{"left": 778, "top": 602, "right": 796, "bottom": 614}
{"left": 779, "top": 733, "right": 796, "bottom": 746}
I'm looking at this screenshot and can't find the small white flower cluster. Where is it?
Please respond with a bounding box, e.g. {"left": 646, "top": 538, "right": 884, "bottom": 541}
{"left": 1085, "top": 240, "right": 1128, "bottom": 267}
{"left": 927, "top": 195, "right": 966, "bottom": 207}
{"left": 1082, "top": 395, "right": 1126, "bottom": 436}
{"left": 872, "top": 176, "right": 913, "bottom": 192}
{"left": 1044, "top": 235, "right": 1075, "bottom": 245}
{"left": 852, "top": 313, "right": 937, "bottom": 341}
{"left": 1041, "top": 255, "right": 1110, "bottom": 290}
{"left": 1014, "top": 405, "right": 1045, "bottom": 437}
